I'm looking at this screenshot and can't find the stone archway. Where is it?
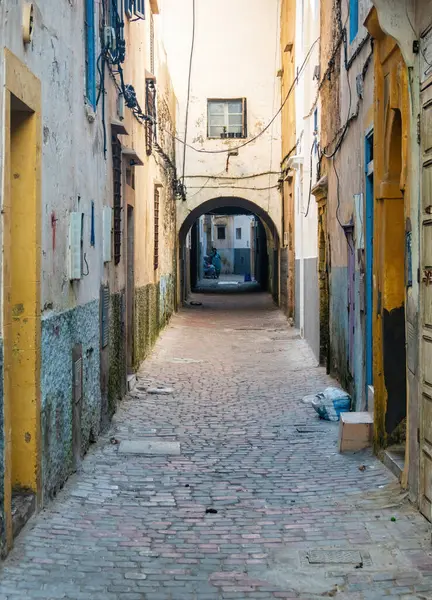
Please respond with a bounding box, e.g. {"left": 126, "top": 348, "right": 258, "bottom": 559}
{"left": 177, "top": 196, "right": 281, "bottom": 304}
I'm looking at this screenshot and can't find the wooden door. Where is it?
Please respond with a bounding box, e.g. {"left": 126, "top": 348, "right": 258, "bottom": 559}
{"left": 420, "top": 77, "right": 432, "bottom": 520}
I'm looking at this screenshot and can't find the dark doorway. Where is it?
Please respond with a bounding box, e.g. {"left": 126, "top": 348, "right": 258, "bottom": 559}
{"left": 381, "top": 110, "right": 406, "bottom": 442}
{"left": 178, "top": 197, "right": 279, "bottom": 301}
{"left": 126, "top": 205, "right": 135, "bottom": 372}
{"left": 190, "top": 221, "right": 199, "bottom": 290}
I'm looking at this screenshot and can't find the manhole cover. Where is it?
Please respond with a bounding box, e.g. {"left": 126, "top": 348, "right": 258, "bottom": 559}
{"left": 307, "top": 550, "right": 362, "bottom": 565}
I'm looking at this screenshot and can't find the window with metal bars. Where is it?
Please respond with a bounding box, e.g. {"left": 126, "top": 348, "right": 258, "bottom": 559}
{"left": 146, "top": 79, "right": 156, "bottom": 155}
{"left": 112, "top": 135, "right": 122, "bottom": 265}
{"left": 154, "top": 187, "right": 159, "bottom": 270}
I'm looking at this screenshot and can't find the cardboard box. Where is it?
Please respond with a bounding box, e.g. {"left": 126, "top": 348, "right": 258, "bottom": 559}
{"left": 339, "top": 412, "right": 373, "bottom": 453}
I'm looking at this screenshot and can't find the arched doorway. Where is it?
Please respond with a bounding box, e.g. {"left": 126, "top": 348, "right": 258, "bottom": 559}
{"left": 178, "top": 197, "right": 280, "bottom": 304}
{"left": 381, "top": 109, "right": 406, "bottom": 440}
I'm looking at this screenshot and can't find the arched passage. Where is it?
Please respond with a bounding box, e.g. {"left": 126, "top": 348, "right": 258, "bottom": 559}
{"left": 178, "top": 196, "right": 280, "bottom": 304}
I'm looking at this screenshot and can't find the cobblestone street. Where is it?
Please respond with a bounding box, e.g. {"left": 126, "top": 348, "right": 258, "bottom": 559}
{"left": 1, "top": 293, "right": 432, "bottom": 599}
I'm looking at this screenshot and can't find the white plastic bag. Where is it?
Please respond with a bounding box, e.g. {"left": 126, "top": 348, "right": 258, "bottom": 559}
{"left": 311, "top": 387, "right": 351, "bottom": 421}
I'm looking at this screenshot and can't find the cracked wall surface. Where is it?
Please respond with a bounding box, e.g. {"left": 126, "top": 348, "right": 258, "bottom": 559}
{"left": 41, "top": 301, "right": 101, "bottom": 502}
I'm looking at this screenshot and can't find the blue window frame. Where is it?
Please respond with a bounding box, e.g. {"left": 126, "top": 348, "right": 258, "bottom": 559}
{"left": 134, "top": 0, "right": 145, "bottom": 18}
{"left": 85, "top": 0, "right": 96, "bottom": 108}
{"left": 349, "top": 0, "right": 359, "bottom": 43}
{"left": 125, "top": 0, "right": 145, "bottom": 19}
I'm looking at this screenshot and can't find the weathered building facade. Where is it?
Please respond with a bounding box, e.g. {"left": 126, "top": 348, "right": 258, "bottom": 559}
{"left": 160, "top": 0, "right": 282, "bottom": 302}
{"left": 0, "top": 0, "right": 177, "bottom": 556}
{"left": 278, "top": 0, "right": 432, "bottom": 517}
{"left": 365, "top": 0, "right": 432, "bottom": 518}
{"left": 315, "top": 0, "right": 374, "bottom": 406}
{"left": 280, "top": 0, "right": 321, "bottom": 360}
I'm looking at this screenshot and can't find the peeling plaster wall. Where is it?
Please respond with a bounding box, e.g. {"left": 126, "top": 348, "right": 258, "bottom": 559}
{"left": 0, "top": 1, "right": 109, "bottom": 313}
{"left": 127, "top": 4, "right": 177, "bottom": 373}
{"left": 108, "top": 292, "right": 127, "bottom": 419}
{"left": 320, "top": 0, "right": 374, "bottom": 405}
{"left": 131, "top": 8, "right": 177, "bottom": 291}
{"left": 160, "top": 0, "right": 282, "bottom": 245}
{"left": 0, "top": 0, "right": 109, "bottom": 545}
{"left": 41, "top": 301, "right": 101, "bottom": 502}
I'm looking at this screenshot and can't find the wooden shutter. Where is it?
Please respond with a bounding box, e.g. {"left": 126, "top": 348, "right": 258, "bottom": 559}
{"left": 85, "top": 0, "right": 96, "bottom": 107}
{"left": 242, "top": 98, "right": 248, "bottom": 138}
{"left": 112, "top": 135, "right": 122, "bottom": 265}
{"left": 103, "top": 206, "right": 112, "bottom": 262}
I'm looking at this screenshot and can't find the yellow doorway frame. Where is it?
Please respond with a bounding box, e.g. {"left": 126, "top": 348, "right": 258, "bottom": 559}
{"left": 3, "top": 49, "right": 41, "bottom": 551}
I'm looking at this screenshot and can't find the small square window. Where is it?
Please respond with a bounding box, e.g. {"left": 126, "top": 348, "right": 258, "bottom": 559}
{"left": 236, "top": 228, "right": 242, "bottom": 240}
{"left": 208, "top": 99, "right": 247, "bottom": 139}
{"left": 217, "top": 226, "right": 226, "bottom": 240}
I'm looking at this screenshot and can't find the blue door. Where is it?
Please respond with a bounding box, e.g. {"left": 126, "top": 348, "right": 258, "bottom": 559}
{"left": 365, "top": 132, "right": 374, "bottom": 401}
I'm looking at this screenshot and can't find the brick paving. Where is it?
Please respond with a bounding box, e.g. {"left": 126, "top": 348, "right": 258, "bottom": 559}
{"left": 1, "top": 292, "right": 432, "bottom": 599}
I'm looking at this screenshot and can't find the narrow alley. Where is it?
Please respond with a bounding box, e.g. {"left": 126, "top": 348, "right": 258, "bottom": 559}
{"left": 1, "top": 292, "right": 431, "bottom": 600}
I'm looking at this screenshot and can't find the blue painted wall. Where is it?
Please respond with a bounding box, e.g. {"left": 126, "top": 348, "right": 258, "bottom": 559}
{"left": 330, "top": 262, "right": 365, "bottom": 409}
{"left": 41, "top": 300, "right": 101, "bottom": 501}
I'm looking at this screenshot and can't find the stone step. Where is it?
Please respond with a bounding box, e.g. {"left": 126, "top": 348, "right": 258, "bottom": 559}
{"left": 127, "top": 373, "right": 137, "bottom": 392}
{"left": 338, "top": 411, "right": 373, "bottom": 453}
{"left": 383, "top": 445, "right": 405, "bottom": 480}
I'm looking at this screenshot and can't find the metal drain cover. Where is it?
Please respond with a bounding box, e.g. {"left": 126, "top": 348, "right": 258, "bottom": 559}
{"left": 119, "top": 440, "right": 180, "bottom": 455}
{"left": 307, "top": 550, "right": 362, "bottom": 565}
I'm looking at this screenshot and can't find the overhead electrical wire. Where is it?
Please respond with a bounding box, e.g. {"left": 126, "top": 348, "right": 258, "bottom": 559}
{"left": 163, "top": 36, "right": 320, "bottom": 156}
{"left": 182, "top": 0, "right": 196, "bottom": 186}
{"left": 405, "top": 5, "right": 432, "bottom": 73}
{"left": 186, "top": 171, "right": 280, "bottom": 180}
{"left": 95, "top": 0, "right": 185, "bottom": 198}
{"left": 186, "top": 168, "right": 229, "bottom": 199}
{"left": 187, "top": 184, "right": 280, "bottom": 192}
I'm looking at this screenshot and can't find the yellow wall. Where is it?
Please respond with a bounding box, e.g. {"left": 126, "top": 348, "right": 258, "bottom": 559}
{"left": 366, "top": 11, "right": 410, "bottom": 450}
{"left": 3, "top": 49, "right": 42, "bottom": 550}
{"left": 280, "top": 0, "right": 296, "bottom": 315}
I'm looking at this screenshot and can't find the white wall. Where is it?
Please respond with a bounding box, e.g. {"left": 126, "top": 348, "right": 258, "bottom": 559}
{"left": 160, "top": 0, "right": 282, "bottom": 238}
{"left": 234, "top": 215, "right": 253, "bottom": 249}
{"left": 292, "top": 0, "right": 320, "bottom": 336}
